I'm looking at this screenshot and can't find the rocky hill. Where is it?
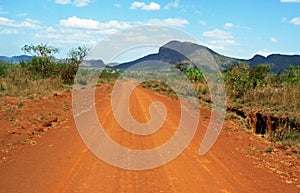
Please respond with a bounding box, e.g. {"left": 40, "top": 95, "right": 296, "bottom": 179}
{"left": 113, "top": 41, "right": 300, "bottom": 73}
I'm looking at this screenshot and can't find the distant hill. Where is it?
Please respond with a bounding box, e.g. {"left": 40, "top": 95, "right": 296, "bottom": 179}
{"left": 2, "top": 42, "right": 300, "bottom": 73}
{"left": 248, "top": 54, "right": 300, "bottom": 73}
{"left": 113, "top": 41, "right": 300, "bottom": 73}
{"left": 0, "top": 55, "right": 32, "bottom": 63}
{"left": 0, "top": 55, "right": 106, "bottom": 69}
{"left": 113, "top": 41, "right": 245, "bottom": 71}
{"left": 80, "top": 59, "right": 106, "bottom": 68}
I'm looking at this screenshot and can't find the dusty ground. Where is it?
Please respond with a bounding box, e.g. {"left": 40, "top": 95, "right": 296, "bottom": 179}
{"left": 0, "top": 83, "right": 299, "bottom": 193}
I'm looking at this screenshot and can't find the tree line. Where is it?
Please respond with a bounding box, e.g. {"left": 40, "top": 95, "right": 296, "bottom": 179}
{"left": 0, "top": 44, "right": 89, "bottom": 84}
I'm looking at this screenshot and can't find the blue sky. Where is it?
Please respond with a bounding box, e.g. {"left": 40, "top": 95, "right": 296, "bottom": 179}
{"left": 0, "top": 0, "right": 300, "bottom": 61}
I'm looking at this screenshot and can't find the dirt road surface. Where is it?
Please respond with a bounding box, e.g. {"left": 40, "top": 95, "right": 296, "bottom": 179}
{"left": 0, "top": 84, "right": 299, "bottom": 193}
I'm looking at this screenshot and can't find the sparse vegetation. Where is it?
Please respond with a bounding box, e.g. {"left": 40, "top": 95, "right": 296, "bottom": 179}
{"left": 0, "top": 44, "right": 92, "bottom": 96}
{"left": 0, "top": 43, "right": 299, "bottom": 154}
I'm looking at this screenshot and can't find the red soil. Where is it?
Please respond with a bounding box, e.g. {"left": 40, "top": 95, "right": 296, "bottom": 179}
{"left": 0, "top": 84, "right": 299, "bottom": 192}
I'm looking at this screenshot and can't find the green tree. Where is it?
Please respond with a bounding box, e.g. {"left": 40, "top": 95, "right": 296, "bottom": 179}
{"left": 0, "top": 61, "right": 8, "bottom": 77}
{"left": 185, "top": 67, "right": 205, "bottom": 82}
{"left": 278, "top": 64, "right": 300, "bottom": 83}
{"left": 22, "top": 44, "right": 58, "bottom": 77}
{"left": 67, "top": 46, "right": 89, "bottom": 68}
{"left": 249, "top": 65, "right": 270, "bottom": 88}
{"left": 224, "top": 64, "right": 250, "bottom": 98}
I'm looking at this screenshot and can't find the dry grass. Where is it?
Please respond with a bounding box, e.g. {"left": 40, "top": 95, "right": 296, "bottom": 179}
{"left": 0, "top": 67, "right": 64, "bottom": 97}
{"left": 235, "top": 83, "right": 300, "bottom": 117}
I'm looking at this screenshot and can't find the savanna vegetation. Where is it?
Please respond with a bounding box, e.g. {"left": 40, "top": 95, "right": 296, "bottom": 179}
{"left": 149, "top": 60, "right": 299, "bottom": 153}
{"left": 0, "top": 44, "right": 91, "bottom": 96}
{"left": 0, "top": 44, "right": 299, "bottom": 153}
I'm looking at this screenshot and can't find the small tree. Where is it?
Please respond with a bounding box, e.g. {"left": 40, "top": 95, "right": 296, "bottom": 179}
{"left": 22, "top": 44, "right": 58, "bottom": 77}
{"left": 224, "top": 64, "right": 250, "bottom": 98}
{"left": 249, "top": 65, "right": 270, "bottom": 88}
{"left": 278, "top": 64, "right": 300, "bottom": 84}
{"left": 67, "top": 46, "right": 89, "bottom": 68}
{"left": 185, "top": 67, "right": 205, "bottom": 82}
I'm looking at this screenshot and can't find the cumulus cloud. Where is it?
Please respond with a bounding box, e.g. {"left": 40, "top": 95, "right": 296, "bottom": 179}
{"left": 54, "top": 0, "right": 91, "bottom": 7}
{"left": 254, "top": 49, "right": 273, "bottom": 57}
{"left": 130, "top": 1, "right": 160, "bottom": 11}
{"left": 73, "top": 0, "right": 92, "bottom": 7}
{"left": 61, "top": 16, "right": 131, "bottom": 30}
{"left": 59, "top": 16, "right": 188, "bottom": 32}
{"left": 55, "top": 0, "right": 71, "bottom": 4}
{"left": 203, "top": 39, "right": 237, "bottom": 51}
{"left": 164, "top": 0, "right": 179, "bottom": 9}
{"left": 0, "top": 29, "right": 19, "bottom": 34}
{"left": 290, "top": 17, "right": 300, "bottom": 25}
{"left": 145, "top": 18, "right": 188, "bottom": 27}
{"left": 202, "top": 29, "right": 236, "bottom": 51}
{"left": 224, "top": 22, "right": 234, "bottom": 29}
{"left": 36, "top": 27, "right": 97, "bottom": 44}
{"left": 203, "top": 29, "right": 233, "bottom": 39}
{"left": 60, "top": 16, "right": 100, "bottom": 29}
{"left": 0, "top": 17, "right": 41, "bottom": 29}
{"left": 35, "top": 16, "right": 189, "bottom": 53}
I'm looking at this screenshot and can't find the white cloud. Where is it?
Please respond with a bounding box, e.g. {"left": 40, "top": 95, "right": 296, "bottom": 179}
{"left": 203, "top": 29, "right": 233, "bottom": 39}
{"left": 270, "top": 37, "right": 277, "bottom": 43}
{"left": 59, "top": 16, "right": 132, "bottom": 33}
{"left": 0, "top": 17, "right": 41, "bottom": 29}
{"left": 54, "top": 0, "right": 91, "bottom": 7}
{"left": 224, "top": 22, "right": 234, "bottom": 29}
{"left": 0, "top": 29, "right": 19, "bottom": 34}
{"left": 16, "top": 13, "right": 28, "bottom": 17}
{"left": 55, "top": 0, "right": 71, "bottom": 5}
{"left": 114, "top": 3, "right": 121, "bottom": 8}
{"left": 164, "top": 0, "right": 179, "bottom": 9}
{"left": 59, "top": 16, "right": 187, "bottom": 32}
{"left": 35, "top": 27, "right": 99, "bottom": 55}
{"left": 280, "top": 0, "right": 300, "bottom": 2}
{"left": 36, "top": 17, "right": 188, "bottom": 56}
{"left": 60, "top": 16, "right": 100, "bottom": 29}
{"left": 204, "top": 39, "right": 237, "bottom": 51}
{"left": 290, "top": 17, "right": 300, "bottom": 25}
{"left": 73, "top": 0, "right": 91, "bottom": 7}
{"left": 209, "top": 39, "right": 237, "bottom": 46}
{"left": 202, "top": 29, "right": 236, "bottom": 51}
{"left": 199, "top": 20, "right": 207, "bottom": 26}
{"left": 130, "top": 1, "right": 160, "bottom": 11}
{"left": 145, "top": 18, "right": 188, "bottom": 27}
{"left": 254, "top": 49, "right": 272, "bottom": 57}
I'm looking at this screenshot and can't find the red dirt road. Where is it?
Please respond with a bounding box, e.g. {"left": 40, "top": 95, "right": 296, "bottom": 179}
{"left": 0, "top": 84, "right": 299, "bottom": 193}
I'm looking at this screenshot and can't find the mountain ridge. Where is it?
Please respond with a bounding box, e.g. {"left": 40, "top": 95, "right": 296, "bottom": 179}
{"left": 1, "top": 41, "right": 300, "bottom": 73}
{"left": 113, "top": 41, "right": 300, "bottom": 73}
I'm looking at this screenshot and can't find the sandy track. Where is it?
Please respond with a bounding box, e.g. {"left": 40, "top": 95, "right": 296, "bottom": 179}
{"left": 0, "top": 85, "right": 299, "bottom": 193}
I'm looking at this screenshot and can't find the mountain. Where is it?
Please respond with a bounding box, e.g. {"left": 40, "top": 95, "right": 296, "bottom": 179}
{"left": 113, "top": 41, "right": 245, "bottom": 72}
{"left": 0, "top": 55, "right": 32, "bottom": 63}
{"left": 0, "top": 54, "right": 106, "bottom": 69}
{"left": 113, "top": 41, "right": 300, "bottom": 73}
{"left": 248, "top": 54, "right": 300, "bottom": 73}
{"left": 80, "top": 59, "right": 106, "bottom": 68}
{"left": 2, "top": 42, "right": 300, "bottom": 73}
